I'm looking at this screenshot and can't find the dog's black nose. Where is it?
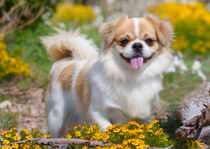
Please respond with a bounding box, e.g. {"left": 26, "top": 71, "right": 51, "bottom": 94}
{"left": 132, "top": 43, "right": 143, "bottom": 53}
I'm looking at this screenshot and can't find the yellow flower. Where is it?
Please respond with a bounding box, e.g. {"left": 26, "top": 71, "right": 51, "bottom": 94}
{"left": 5, "top": 133, "right": 12, "bottom": 138}
{"left": 82, "top": 146, "right": 88, "bottom": 149}
{"left": 23, "top": 144, "right": 30, "bottom": 149}
{"left": 41, "top": 134, "right": 51, "bottom": 138}
{"left": 10, "top": 127, "right": 17, "bottom": 132}
{"left": 195, "top": 140, "right": 205, "bottom": 148}
{"left": 152, "top": 120, "right": 159, "bottom": 124}
{"left": 146, "top": 123, "right": 153, "bottom": 129}
{"left": 21, "top": 129, "right": 29, "bottom": 135}
{"left": 53, "top": 3, "right": 95, "bottom": 24}
{"left": 26, "top": 134, "right": 33, "bottom": 139}
{"left": 34, "top": 145, "right": 41, "bottom": 149}
{"left": 110, "top": 146, "right": 117, "bottom": 149}
{"left": 3, "top": 139, "right": 10, "bottom": 144}
{"left": 0, "top": 33, "right": 4, "bottom": 41}
{"left": 139, "top": 134, "right": 145, "bottom": 139}
{"left": 11, "top": 144, "right": 19, "bottom": 149}
{"left": 1, "top": 131, "right": 9, "bottom": 136}
{"left": 13, "top": 136, "right": 21, "bottom": 141}
{"left": 2, "top": 146, "right": 12, "bottom": 149}
{"left": 65, "top": 134, "right": 72, "bottom": 138}
{"left": 75, "top": 130, "right": 82, "bottom": 137}
{"left": 103, "top": 134, "right": 109, "bottom": 140}
{"left": 113, "top": 128, "right": 121, "bottom": 133}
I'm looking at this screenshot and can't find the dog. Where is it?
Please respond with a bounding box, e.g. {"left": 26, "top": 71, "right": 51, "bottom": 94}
{"left": 41, "top": 14, "right": 174, "bottom": 137}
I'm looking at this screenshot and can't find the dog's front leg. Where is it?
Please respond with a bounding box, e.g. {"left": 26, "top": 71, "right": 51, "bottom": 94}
{"left": 89, "top": 110, "right": 112, "bottom": 131}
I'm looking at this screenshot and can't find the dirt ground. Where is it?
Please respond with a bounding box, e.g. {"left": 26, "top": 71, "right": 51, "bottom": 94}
{"left": 0, "top": 86, "right": 47, "bottom": 134}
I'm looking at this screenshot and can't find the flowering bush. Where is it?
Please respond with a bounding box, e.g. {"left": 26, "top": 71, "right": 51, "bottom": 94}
{"left": 0, "top": 121, "right": 205, "bottom": 149}
{"left": 53, "top": 2, "right": 96, "bottom": 24}
{"left": 67, "top": 120, "right": 171, "bottom": 149}
{"left": 0, "top": 127, "right": 50, "bottom": 149}
{"left": 148, "top": 2, "right": 210, "bottom": 54}
{"left": 0, "top": 34, "right": 31, "bottom": 79}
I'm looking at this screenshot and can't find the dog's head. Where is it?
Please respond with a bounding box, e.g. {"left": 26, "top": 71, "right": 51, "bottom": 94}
{"left": 99, "top": 14, "right": 173, "bottom": 72}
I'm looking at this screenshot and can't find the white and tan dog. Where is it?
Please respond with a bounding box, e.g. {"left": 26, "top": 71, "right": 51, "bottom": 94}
{"left": 42, "top": 14, "right": 173, "bottom": 137}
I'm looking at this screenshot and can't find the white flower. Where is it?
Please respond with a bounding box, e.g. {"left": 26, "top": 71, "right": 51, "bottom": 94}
{"left": 192, "top": 60, "right": 206, "bottom": 81}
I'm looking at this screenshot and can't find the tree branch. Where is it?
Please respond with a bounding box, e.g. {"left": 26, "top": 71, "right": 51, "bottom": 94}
{"left": 0, "top": 0, "right": 25, "bottom": 24}
{"left": 0, "top": 138, "right": 110, "bottom": 148}
{"left": 17, "top": 5, "right": 45, "bottom": 30}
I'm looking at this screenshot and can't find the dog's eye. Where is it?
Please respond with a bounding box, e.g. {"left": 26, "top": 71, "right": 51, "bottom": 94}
{"left": 145, "top": 38, "right": 154, "bottom": 46}
{"left": 119, "top": 39, "right": 129, "bottom": 47}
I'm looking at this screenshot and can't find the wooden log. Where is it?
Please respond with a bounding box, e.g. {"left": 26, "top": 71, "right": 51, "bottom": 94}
{"left": 175, "top": 83, "right": 210, "bottom": 144}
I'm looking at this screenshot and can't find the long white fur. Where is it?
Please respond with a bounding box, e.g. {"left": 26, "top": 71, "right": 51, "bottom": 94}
{"left": 43, "top": 25, "right": 172, "bottom": 137}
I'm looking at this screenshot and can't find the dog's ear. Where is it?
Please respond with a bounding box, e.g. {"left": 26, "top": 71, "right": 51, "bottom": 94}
{"left": 144, "top": 14, "right": 173, "bottom": 46}
{"left": 99, "top": 15, "right": 128, "bottom": 48}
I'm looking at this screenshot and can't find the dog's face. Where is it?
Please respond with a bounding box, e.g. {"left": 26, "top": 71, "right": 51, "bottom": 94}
{"left": 100, "top": 15, "right": 173, "bottom": 71}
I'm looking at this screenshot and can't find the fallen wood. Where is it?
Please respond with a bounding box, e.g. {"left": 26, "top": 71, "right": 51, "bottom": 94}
{"left": 0, "top": 138, "right": 110, "bottom": 148}
{"left": 0, "top": 138, "right": 176, "bottom": 148}
{"left": 175, "top": 83, "right": 210, "bottom": 144}
{"left": 198, "top": 126, "right": 210, "bottom": 145}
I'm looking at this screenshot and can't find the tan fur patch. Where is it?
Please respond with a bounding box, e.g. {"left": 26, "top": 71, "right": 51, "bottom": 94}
{"left": 139, "top": 18, "right": 156, "bottom": 41}
{"left": 75, "top": 63, "right": 91, "bottom": 112}
{"left": 49, "top": 42, "right": 72, "bottom": 62}
{"left": 144, "top": 14, "right": 173, "bottom": 46}
{"left": 59, "top": 63, "right": 76, "bottom": 91}
{"left": 114, "top": 18, "right": 136, "bottom": 45}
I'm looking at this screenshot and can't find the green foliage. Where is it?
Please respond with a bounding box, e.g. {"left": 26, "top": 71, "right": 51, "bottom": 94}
{"left": 80, "top": 27, "right": 101, "bottom": 47}
{"left": 174, "top": 20, "right": 210, "bottom": 55}
{"left": 0, "top": 112, "right": 18, "bottom": 130}
{"left": 6, "top": 23, "right": 55, "bottom": 87}
{"left": 160, "top": 70, "right": 201, "bottom": 103}
{"left": 0, "top": 0, "right": 59, "bottom": 17}
{"left": 159, "top": 103, "right": 180, "bottom": 135}
{"left": 17, "top": 78, "right": 33, "bottom": 91}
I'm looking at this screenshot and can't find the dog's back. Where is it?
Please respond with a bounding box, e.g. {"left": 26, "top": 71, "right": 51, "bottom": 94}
{"left": 41, "top": 29, "right": 98, "bottom": 137}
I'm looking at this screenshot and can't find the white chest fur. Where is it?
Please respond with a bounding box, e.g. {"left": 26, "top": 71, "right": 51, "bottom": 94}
{"left": 89, "top": 62, "right": 163, "bottom": 124}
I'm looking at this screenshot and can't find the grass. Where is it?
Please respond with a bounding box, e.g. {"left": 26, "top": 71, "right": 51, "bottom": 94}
{"left": 160, "top": 70, "right": 201, "bottom": 103}
{"left": 0, "top": 112, "right": 18, "bottom": 130}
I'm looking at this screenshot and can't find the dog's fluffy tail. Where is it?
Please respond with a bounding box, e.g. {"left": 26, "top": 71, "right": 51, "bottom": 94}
{"left": 41, "top": 28, "right": 98, "bottom": 62}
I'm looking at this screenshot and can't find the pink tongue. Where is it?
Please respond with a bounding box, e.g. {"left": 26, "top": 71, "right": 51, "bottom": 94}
{"left": 130, "top": 57, "right": 144, "bottom": 70}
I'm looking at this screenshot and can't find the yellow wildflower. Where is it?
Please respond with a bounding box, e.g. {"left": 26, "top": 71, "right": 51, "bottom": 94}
{"left": 1, "top": 131, "right": 9, "bottom": 136}
{"left": 2, "top": 146, "right": 12, "bottom": 149}
{"left": 34, "top": 145, "right": 41, "bottom": 149}
{"left": 195, "top": 140, "right": 205, "bottom": 148}
{"left": 25, "top": 134, "right": 33, "bottom": 139}
{"left": 23, "top": 144, "right": 30, "bottom": 149}
{"left": 65, "top": 134, "right": 72, "bottom": 138}
{"left": 5, "top": 133, "right": 12, "bottom": 138}
{"left": 13, "top": 136, "right": 21, "bottom": 141}
{"left": 10, "top": 127, "right": 17, "bottom": 132}
{"left": 3, "top": 139, "right": 10, "bottom": 144}
{"left": 75, "top": 130, "right": 82, "bottom": 137}
{"left": 41, "top": 134, "right": 51, "bottom": 138}
{"left": 11, "top": 144, "right": 19, "bottom": 149}
{"left": 82, "top": 146, "right": 88, "bottom": 149}
{"left": 21, "top": 129, "right": 29, "bottom": 135}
